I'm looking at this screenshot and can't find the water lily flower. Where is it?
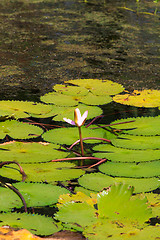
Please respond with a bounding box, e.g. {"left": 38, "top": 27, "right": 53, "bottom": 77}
{"left": 63, "top": 108, "right": 88, "bottom": 127}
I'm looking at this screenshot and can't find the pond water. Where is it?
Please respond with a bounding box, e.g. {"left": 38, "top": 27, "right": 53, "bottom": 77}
{"left": 0, "top": 0, "right": 159, "bottom": 101}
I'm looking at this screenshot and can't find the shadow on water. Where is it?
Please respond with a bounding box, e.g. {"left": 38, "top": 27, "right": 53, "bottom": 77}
{"left": 0, "top": 0, "right": 159, "bottom": 101}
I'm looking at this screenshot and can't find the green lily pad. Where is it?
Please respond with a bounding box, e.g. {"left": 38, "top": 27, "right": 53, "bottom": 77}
{"left": 53, "top": 84, "right": 89, "bottom": 96}
{"left": 13, "top": 182, "right": 69, "bottom": 207}
{"left": 132, "top": 193, "right": 160, "bottom": 218}
{"left": 65, "top": 79, "right": 124, "bottom": 96}
{"left": 99, "top": 161, "right": 160, "bottom": 178}
{"left": 93, "top": 144, "right": 160, "bottom": 162}
{"left": 0, "top": 141, "right": 68, "bottom": 163}
{"left": 97, "top": 183, "right": 152, "bottom": 222}
{"left": 0, "top": 162, "right": 84, "bottom": 182}
{"left": 80, "top": 92, "right": 112, "bottom": 105}
{"left": 110, "top": 116, "right": 160, "bottom": 136}
{"left": 0, "top": 212, "right": 60, "bottom": 235}
{"left": 40, "top": 92, "right": 80, "bottom": 106}
{"left": 0, "top": 187, "right": 22, "bottom": 211}
{"left": 52, "top": 104, "right": 103, "bottom": 122}
{"left": 0, "top": 120, "right": 43, "bottom": 139}
{"left": 84, "top": 220, "right": 160, "bottom": 240}
{"left": 0, "top": 100, "right": 52, "bottom": 118}
{"left": 78, "top": 172, "right": 160, "bottom": 193}
{"left": 55, "top": 202, "right": 96, "bottom": 229}
{"left": 42, "top": 126, "right": 106, "bottom": 145}
{"left": 111, "top": 134, "right": 160, "bottom": 150}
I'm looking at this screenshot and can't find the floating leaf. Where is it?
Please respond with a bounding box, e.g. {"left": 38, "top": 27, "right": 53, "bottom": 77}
{"left": 0, "top": 141, "right": 68, "bottom": 163}
{"left": 0, "top": 100, "right": 52, "bottom": 118}
{"left": 0, "top": 187, "right": 22, "bottom": 211}
{"left": 110, "top": 116, "right": 160, "bottom": 136}
{"left": 0, "top": 212, "right": 59, "bottom": 235}
{"left": 41, "top": 92, "right": 80, "bottom": 106}
{"left": 65, "top": 79, "right": 124, "bottom": 96}
{"left": 93, "top": 144, "right": 160, "bottom": 162}
{"left": 97, "top": 183, "right": 152, "bottom": 222}
{"left": 84, "top": 220, "right": 160, "bottom": 240}
{"left": 0, "top": 162, "right": 84, "bottom": 182}
{"left": 80, "top": 92, "right": 112, "bottom": 105}
{"left": 0, "top": 120, "right": 43, "bottom": 139}
{"left": 111, "top": 134, "right": 160, "bottom": 150}
{"left": 113, "top": 89, "right": 160, "bottom": 108}
{"left": 53, "top": 84, "right": 89, "bottom": 96}
{"left": 13, "top": 182, "right": 69, "bottom": 207}
{"left": 42, "top": 126, "right": 106, "bottom": 145}
{"left": 78, "top": 172, "right": 160, "bottom": 193}
{"left": 52, "top": 104, "right": 103, "bottom": 122}
{"left": 99, "top": 161, "right": 160, "bottom": 178}
{"left": 132, "top": 193, "right": 160, "bottom": 218}
{"left": 55, "top": 202, "right": 96, "bottom": 229}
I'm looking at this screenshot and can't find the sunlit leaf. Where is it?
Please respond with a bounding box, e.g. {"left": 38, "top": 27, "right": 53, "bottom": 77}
{"left": 97, "top": 183, "right": 152, "bottom": 222}
{"left": 113, "top": 89, "right": 160, "bottom": 108}
{"left": 55, "top": 202, "right": 96, "bottom": 228}
{"left": 80, "top": 92, "right": 112, "bottom": 105}
{"left": 53, "top": 84, "right": 89, "bottom": 96}
{"left": 65, "top": 79, "right": 124, "bottom": 96}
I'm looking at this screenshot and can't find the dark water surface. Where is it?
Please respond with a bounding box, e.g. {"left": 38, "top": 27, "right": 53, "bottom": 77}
{"left": 0, "top": 0, "right": 159, "bottom": 101}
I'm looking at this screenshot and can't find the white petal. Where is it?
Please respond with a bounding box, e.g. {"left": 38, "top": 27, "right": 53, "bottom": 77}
{"left": 63, "top": 118, "right": 75, "bottom": 125}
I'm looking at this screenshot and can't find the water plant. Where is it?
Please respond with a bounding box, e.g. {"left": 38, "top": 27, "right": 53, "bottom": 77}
{"left": 63, "top": 108, "right": 88, "bottom": 161}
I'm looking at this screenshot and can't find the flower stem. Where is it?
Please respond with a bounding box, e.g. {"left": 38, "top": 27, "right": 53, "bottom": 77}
{"left": 78, "top": 126, "right": 84, "bottom": 165}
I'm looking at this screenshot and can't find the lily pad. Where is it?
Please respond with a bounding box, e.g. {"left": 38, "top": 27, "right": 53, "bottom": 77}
{"left": 0, "top": 141, "right": 68, "bottom": 163}
{"left": 0, "top": 100, "right": 52, "bottom": 118}
{"left": 65, "top": 79, "right": 124, "bottom": 96}
{"left": 41, "top": 92, "right": 80, "bottom": 106}
{"left": 0, "top": 162, "right": 84, "bottom": 182}
{"left": 55, "top": 202, "right": 96, "bottom": 229}
{"left": 52, "top": 104, "right": 103, "bottom": 122}
{"left": 0, "top": 187, "right": 22, "bottom": 211}
{"left": 42, "top": 126, "right": 106, "bottom": 145}
{"left": 0, "top": 120, "right": 43, "bottom": 139}
{"left": 0, "top": 212, "right": 60, "bottom": 235}
{"left": 78, "top": 172, "right": 160, "bottom": 193}
{"left": 110, "top": 116, "right": 160, "bottom": 136}
{"left": 93, "top": 144, "right": 160, "bottom": 162}
{"left": 99, "top": 161, "right": 160, "bottom": 178}
{"left": 13, "top": 182, "right": 69, "bottom": 207}
{"left": 53, "top": 84, "right": 89, "bottom": 96}
{"left": 113, "top": 89, "right": 160, "bottom": 108}
{"left": 132, "top": 193, "right": 160, "bottom": 218}
{"left": 84, "top": 220, "right": 160, "bottom": 240}
{"left": 80, "top": 92, "right": 112, "bottom": 105}
{"left": 111, "top": 134, "right": 160, "bottom": 150}
{"left": 97, "top": 183, "right": 151, "bottom": 222}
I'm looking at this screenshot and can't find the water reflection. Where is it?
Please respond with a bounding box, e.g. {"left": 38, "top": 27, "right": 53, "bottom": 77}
{"left": 0, "top": 0, "right": 159, "bottom": 100}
